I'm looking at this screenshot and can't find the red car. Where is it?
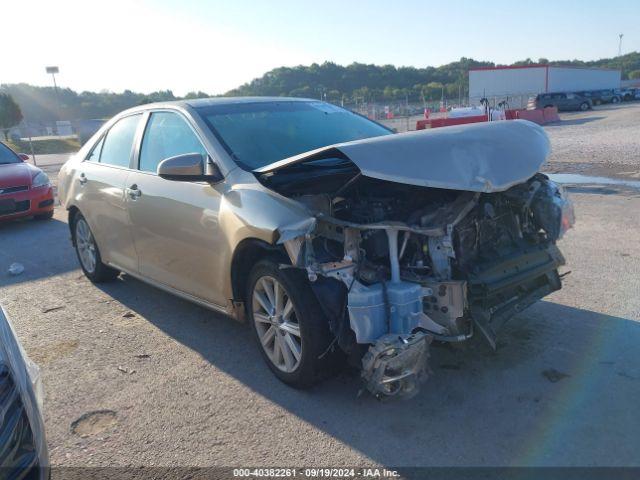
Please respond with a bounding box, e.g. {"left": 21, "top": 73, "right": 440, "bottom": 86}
{"left": 0, "top": 142, "right": 54, "bottom": 221}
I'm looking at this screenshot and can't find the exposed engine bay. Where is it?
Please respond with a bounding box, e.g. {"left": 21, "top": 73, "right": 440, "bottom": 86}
{"left": 258, "top": 135, "right": 574, "bottom": 399}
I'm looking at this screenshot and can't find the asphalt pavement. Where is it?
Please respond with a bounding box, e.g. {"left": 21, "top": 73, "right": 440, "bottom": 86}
{"left": 0, "top": 186, "right": 638, "bottom": 468}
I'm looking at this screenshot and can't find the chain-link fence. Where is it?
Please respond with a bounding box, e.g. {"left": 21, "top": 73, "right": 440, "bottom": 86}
{"left": 338, "top": 92, "right": 536, "bottom": 132}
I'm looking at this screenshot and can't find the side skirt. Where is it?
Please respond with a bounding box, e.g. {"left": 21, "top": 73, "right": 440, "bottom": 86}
{"left": 107, "top": 262, "right": 234, "bottom": 319}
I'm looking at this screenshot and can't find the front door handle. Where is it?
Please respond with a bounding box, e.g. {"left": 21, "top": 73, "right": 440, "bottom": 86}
{"left": 78, "top": 173, "right": 87, "bottom": 185}
{"left": 126, "top": 184, "right": 142, "bottom": 200}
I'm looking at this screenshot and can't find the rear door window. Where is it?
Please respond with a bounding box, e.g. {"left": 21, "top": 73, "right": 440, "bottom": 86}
{"left": 138, "top": 112, "right": 207, "bottom": 173}
{"left": 99, "top": 114, "right": 142, "bottom": 168}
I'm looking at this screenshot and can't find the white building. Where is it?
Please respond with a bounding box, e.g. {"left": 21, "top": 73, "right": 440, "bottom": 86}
{"left": 469, "top": 65, "right": 621, "bottom": 106}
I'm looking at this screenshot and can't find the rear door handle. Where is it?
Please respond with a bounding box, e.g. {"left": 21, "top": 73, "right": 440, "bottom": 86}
{"left": 126, "top": 184, "right": 142, "bottom": 200}
{"left": 78, "top": 173, "right": 87, "bottom": 185}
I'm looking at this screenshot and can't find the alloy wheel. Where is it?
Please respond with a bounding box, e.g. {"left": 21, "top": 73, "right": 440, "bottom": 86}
{"left": 252, "top": 275, "right": 302, "bottom": 373}
{"left": 75, "top": 218, "right": 97, "bottom": 274}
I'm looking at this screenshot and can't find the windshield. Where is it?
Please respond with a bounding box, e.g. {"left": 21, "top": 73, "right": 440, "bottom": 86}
{"left": 196, "top": 101, "right": 392, "bottom": 170}
{"left": 0, "top": 143, "right": 21, "bottom": 165}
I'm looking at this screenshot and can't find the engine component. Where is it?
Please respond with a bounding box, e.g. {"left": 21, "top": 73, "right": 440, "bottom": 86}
{"left": 347, "top": 280, "right": 425, "bottom": 343}
{"left": 427, "top": 234, "right": 456, "bottom": 279}
{"left": 361, "top": 331, "right": 431, "bottom": 399}
{"left": 419, "top": 279, "right": 468, "bottom": 335}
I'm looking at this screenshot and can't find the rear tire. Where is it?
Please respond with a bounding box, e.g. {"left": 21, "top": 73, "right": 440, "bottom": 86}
{"left": 579, "top": 102, "right": 589, "bottom": 111}
{"left": 72, "top": 213, "right": 120, "bottom": 283}
{"left": 246, "top": 258, "right": 343, "bottom": 388}
{"left": 612, "top": 96, "right": 620, "bottom": 104}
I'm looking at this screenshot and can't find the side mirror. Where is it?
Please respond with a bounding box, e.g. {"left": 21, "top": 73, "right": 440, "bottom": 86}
{"left": 18, "top": 153, "right": 30, "bottom": 162}
{"left": 157, "top": 153, "right": 223, "bottom": 183}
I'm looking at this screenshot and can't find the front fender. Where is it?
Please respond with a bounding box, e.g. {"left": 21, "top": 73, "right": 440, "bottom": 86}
{"left": 215, "top": 170, "right": 314, "bottom": 301}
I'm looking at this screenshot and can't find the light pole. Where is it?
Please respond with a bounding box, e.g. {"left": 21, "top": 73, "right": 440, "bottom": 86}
{"left": 618, "top": 34, "right": 624, "bottom": 57}
{"left": 45, "top": 66, "right": 60, "bottom": 132}
{"left": 45, "top": 66, "right": 60, "bottom": 96}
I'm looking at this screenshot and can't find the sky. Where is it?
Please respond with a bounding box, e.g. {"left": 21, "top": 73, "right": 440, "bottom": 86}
{"left": 2, "top": 0, "right": 639, "bottom": 96}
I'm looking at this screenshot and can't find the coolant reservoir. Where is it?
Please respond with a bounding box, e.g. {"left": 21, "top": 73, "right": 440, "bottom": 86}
{"left": 348, "top": 281, "right": 423, "bottom": 343}
{"left": 348, "top": 283, "right": 386, "bottom": 343}
{"left": 387, "top": 282, "right": 423, "bottom": 334}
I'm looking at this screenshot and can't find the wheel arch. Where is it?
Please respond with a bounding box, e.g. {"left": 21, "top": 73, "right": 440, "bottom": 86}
{"left": 67, "top": 205, "right": 81, "bottom": 246}
{"left": 230, "top": 238, "right": 289, "bottom": 308}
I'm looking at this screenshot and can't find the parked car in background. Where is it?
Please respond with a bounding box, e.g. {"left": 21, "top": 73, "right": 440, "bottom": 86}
{"left": 0, "top": 142, "right": 54, "bottom": 222}
{"left": 528, "top": 92, "right": 591, "bottom": 111}
{"left": 0, "top": 306, "right": 49, "bottom": 478}
{"left": 58, "top": 98, "right": 574, "bottom": 398}
{"left": 614, "top": 88, "right": 635, "bottom": 101}
{"left": 576, "top": 89, "right": 621, "bottom": 105}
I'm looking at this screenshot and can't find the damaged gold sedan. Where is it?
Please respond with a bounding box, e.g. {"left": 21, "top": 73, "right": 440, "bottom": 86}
{"left": 58, "top": 98, "right": 574, "bottom": 398}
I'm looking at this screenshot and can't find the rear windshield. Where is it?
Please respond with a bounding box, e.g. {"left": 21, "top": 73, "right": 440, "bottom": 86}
{"left": 0, "top": 143, "right": 20, "bottom": 165}
{"left": 195, "top": 101, "right": 391, "bottom": 170}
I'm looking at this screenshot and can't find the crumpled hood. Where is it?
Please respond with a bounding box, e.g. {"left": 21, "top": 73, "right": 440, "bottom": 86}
{"left": 0, "top": 163, "right": 36, "bottom": 189}
{"left": 256, "top": 120, "right": 550, "bottom": 193}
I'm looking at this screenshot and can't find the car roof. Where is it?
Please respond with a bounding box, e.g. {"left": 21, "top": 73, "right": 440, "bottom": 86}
{"left": 116, "top": 96, "right": 317, "bottom": 116}
{"left": 184, "top": 96, "right": 314, "bottom": 108}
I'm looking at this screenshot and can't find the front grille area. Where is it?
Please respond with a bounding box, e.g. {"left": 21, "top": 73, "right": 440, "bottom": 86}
{"left": 0, "top": 364, "right": 39, "bottom": 478}
{"left": 0, "top": 186, "right": 28, "bottom": 196}
{"left": 467, "top": 246, "right": 562, "bottom": 341}
{"left": 0, "top": 200, "right": 30, "bottom": 218}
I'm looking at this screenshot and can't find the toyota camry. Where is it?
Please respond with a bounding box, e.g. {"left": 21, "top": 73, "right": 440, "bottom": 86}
{"left": 58, "top": 98, "right": 574, "bottom": 397}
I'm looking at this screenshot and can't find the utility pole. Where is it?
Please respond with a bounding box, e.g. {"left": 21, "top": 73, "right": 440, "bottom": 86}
{"left": 618, "top": 34, "right": 624, "bottom": 57}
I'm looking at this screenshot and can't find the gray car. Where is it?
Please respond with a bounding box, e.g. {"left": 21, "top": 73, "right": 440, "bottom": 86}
{"left": 576, "top": 89, "right": 621, "bottom": 105}
{"left": 58, "top": 98, "right": 574, "bottom": 398}
{"left": 528, "top": 92, "right": 591, "bottom": 111}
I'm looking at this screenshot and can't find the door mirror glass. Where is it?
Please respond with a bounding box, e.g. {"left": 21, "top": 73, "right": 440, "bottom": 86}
{"left": 157, "top": 153, "right": 222, "bottom": 182}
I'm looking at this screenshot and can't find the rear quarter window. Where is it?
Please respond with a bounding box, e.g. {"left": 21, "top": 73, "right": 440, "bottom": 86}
{"left": 85, "top": 135, "right": 105, "bottom": 162}
{"left": 97, "top": 114, "right": 142, "bottom": 168}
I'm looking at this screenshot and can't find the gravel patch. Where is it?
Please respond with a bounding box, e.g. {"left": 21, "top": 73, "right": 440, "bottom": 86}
{"left": 544, "top": 103, "right": 640, "bottom": 177}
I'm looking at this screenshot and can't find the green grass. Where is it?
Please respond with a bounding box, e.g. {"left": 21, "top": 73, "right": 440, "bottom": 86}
{"left": 4, "top": 137, "right": 81, "bottom": 155}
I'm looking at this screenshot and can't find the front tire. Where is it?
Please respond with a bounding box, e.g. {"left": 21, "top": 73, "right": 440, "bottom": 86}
{"left": 612, "top": 96, "right": 620, "bottom": 104}
{"left": 579, "top": 102, "right": 589, "bottom": 111}
{"left": 72, "top": 213, "right": 120, "bottom": 283}
{"left": 246, "top": 258, "right": 342, "bottom": 388}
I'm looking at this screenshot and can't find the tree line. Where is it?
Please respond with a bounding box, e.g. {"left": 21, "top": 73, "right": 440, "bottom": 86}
{"left": 1, "top": 52, "right": 639, "bottom": 128}
{"left": 227, "top": 53, "right": 640, "bottom": 104}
